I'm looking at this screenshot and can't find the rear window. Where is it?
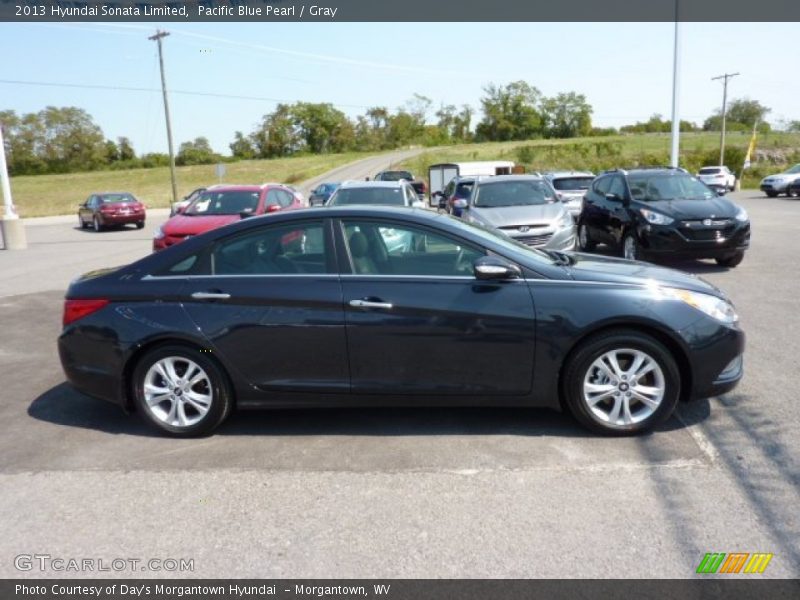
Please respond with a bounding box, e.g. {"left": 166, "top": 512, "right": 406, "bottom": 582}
{"left": 99, "top": 193, "right": 136, "bottom": 203}
{"left": 551, "top": 177, "right": 593, "bottom": 191}
{"left": 379, "top": 171, "right": 414, "bottom": 182}
{"left": 186, "top": 191, "right": 261, "bottom": 216}
{"left": 698, "top": 168, "right": 721, "bottom": 175}
{"left": 329, "top": 187, "right": 405, "bottom": 206}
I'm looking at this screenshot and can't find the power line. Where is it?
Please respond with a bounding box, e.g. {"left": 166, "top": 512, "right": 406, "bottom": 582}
{"left": 0, "top": 78, "right": 374, "bottom": 110}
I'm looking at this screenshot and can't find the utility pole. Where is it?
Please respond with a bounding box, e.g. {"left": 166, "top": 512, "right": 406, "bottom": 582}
{"left": 149, "top": 29, "right": 178, "bottom": 205}
{"left": 711, "top": 72, "right": 740, "bottom": 166}
{"left": 669, "top": 0, "right": 681, "bottom": 168}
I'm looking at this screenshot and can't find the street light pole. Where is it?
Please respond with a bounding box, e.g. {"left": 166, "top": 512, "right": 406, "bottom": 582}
{"left": 712, "top": 72, "right": 740, "bottom": 166}
{"left": 669, "top": 0, "right": 681, "bottom": 168}
{"left": 0, "top": 121, "right": 27, "bottom": 249}
{"left": 149, "top": 29, "right": 179, "bottom": 205}
{"left": 0, "top": 122, "right": 15, "bottom": 219}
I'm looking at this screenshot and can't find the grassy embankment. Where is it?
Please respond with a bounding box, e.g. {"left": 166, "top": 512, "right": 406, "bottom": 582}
{"left": 10, "top": 132, "right": 800, "bottom": 217}
{"left": 399, "top": 132, "right": 800, "bottom": 189}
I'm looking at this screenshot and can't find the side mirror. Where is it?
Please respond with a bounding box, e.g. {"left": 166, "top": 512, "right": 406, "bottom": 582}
{"left": 412, "top": 200, "right": 426, "bottom": 208}
{"left": 453, "top": 198, "right": 468, "bottom": 209}
{"left": 606, "top": 193, "right": 629, "bottom": 206}
{"left": 473, "top": 256, "right": 521, "bottom": 281}
{"left": 175, "top": 204, "right": 187, "bottom": 215}
{"left": 265, "top": 204, "right": 282, "bottom": 213}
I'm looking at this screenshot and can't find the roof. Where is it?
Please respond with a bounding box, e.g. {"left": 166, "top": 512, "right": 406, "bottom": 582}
{"left": 339, "top": 180, "right": 410, "bottom": 189}
{"left": 544, "top": 171, "right": 595, "bottom": 178}
{"left": 473, "top": 174, "right": 546, "bottom": 184}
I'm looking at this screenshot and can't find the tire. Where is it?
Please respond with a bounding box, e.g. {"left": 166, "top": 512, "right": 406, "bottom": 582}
{"left": 716, "top": 251, "right": 745, "bottom": 268}
{"left": 136, "top": 221, "right": 145, "bottom": 229}
{"left": 561, "top": 329, "right": 681, "bottom": 435}
{"left": 621, "top": 232, "right": 644, "bottom": 261}
{"left": 79, "top": 216, "right": 87, "bottom": 229}
{"left": 577, "top": 222, "right": 596, "bottom": 251}
{"left": 787, "top": 187, "right": 799, "bottom": 198}
{"left": 93, "top": 216, "right": 103, "bottom": 232}
{"left": 765, "top": 191, "right": 778, "bottom": 198}
{"left": 131, "top": 344, "right": 234, "bottom": 437}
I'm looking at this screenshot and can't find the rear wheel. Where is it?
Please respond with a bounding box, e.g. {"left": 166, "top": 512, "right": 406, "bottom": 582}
{"left": 787, "top": 187, "right": 799, "bottom": 198}
{"left": 716, "top": 251, "right": 744, "bottom": 268}
{"left": 131, "top": 345, "right": 233, "bottom": 437}
{"left": 577, "top": 222, "right": 596, "bottom": 251}
{"left": 561, "top": 330, "right": 680, "bottom": 435}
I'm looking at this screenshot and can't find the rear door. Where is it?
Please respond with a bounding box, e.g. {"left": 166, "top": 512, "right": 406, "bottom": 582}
{"left": 180, "top": 218, "right": 349, "bottom": 394}
{"left": 336, "top": 217, "right": 536, "bottom": 396}
{"left": 604, "top": 175, "right": 631, "bottom": 244}
{"left": 583, "top": 175, "right": 612, "bottom": 241}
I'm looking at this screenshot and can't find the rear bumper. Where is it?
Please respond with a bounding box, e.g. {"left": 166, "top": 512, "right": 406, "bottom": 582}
{"left": 100, "top": 213, "right": 145, "bottom": 225}
{"left": 58, "top": 330, "right": 126, "bottom": 407}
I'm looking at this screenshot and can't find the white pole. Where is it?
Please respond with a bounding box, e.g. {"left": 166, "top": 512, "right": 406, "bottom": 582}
{"left": 669, "top": 2, "right": 681, "bottom": 168}
{"left": 0, "top": 122, "right": 17, "bottom": 219}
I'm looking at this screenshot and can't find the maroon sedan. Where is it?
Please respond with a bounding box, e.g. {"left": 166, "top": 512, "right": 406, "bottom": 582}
{"left": 78, "top": 192, "right": 146, "bottom": 232}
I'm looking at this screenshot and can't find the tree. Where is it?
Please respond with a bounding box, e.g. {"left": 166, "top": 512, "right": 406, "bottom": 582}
{"left": 541, "top": 92, "right": 593, "bottom": 138}
{"left": 37, "top": 106, "right": 107, "bottom": 173}
{"left": 786, "top": 120, "right": 800, "bottom": 133}
{"left": 703, "top": 98, "right": 771, "bottom": 132}
{"left": 290, "top": 102, "right": 354, "bottom": 154}
{"left": 104, "top": 139, "right": 120, "bottom": 163}
{"left": 229, "top": 131, "right": 256, "bottom": 159}
{"left": 475, "top": 81, "right": 543, "bottom": 142}
{"left": 251, "top": 104, "right": 300, "bottom": 158}
{"left": 117, "top": 137, "right": 135, "bottom": 161}
{"left": 176, "top": 137, "right": 219, "bottom": 166}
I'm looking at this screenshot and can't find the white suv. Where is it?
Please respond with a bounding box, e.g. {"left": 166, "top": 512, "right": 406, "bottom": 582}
{"left": 697, "top": 166, "right": 736, "bottom": 191}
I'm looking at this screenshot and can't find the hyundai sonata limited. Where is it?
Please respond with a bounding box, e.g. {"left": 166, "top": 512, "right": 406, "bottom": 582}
{"left": 58, "top": 206, "right": 744, "bottom": 436}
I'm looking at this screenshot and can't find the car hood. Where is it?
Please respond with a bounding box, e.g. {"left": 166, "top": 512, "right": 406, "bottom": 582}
{"left": 762, "top": 172, "right": 800, "bottom": 181}
{"left": 162, "top": 214, "right": 241, "bottom": 235}
{"left": 638, "top": 197, "right": 738, "bottom": 220}
{"left": 471, "top": 203, "right": 563, "bottom": 227}
{"left": 564, "top": 253, "right": 724, "bottom": 297}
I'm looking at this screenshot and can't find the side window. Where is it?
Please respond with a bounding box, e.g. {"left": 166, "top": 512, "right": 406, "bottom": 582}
{"left": 342, "top": 220, "right": 484, "bottom": 277}
{"left": 608, "top": 176, "right": 627, "bottom": 199}
{"left": 212, "top": 221, "right": 327, "bottom": 275}
{"left": 265, "top": 189, "right": 282, "bottom": 210}
{"left": 277, "top": 189, "right": 294, "bottom": 207}
{"left": 404, "top": 185, "right": 417, "bottom": 205}
{"left": 593, "top": 176, "right": 612, "bottom": 195}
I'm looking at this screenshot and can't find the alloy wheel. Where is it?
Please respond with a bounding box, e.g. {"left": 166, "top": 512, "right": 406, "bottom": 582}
{"left": 582, "top": 348, "right": 665, "bottom": 427}
{"left": 142, "top": 356, "right": 213, "bottom": 428}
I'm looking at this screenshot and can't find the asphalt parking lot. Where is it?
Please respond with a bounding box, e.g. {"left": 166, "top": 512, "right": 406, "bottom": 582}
{"left": 0, "top": 190, "right": 798, "bottom": 578}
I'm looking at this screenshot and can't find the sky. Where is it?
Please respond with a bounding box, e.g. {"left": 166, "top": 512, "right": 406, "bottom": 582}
{"left": 0, "top": 22, "right": 796, "bottom": 156}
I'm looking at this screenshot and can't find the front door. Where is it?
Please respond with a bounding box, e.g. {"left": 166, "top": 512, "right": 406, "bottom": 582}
{"left": 337, "top": 218, "right": 536, "bottom": 396}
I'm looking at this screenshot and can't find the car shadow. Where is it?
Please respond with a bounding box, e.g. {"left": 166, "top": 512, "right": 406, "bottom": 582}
{"left": 28, "top": 381, "right": 707, "bottom": 438}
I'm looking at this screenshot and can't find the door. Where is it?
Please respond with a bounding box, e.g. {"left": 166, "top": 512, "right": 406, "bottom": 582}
{"left": 583, "top": 176, "right": 612, "bottom": 241}
{"left": 605, "top": 175, "right": 631, "bottom": 244}
{"left": 337, "top": 218, "right": 536, "bottom": 396}
{"left": 180, "top": 219, "right": 350, "bottom": 393}
{"left": 80, "top": 195, "right": 96, "bottom": 223}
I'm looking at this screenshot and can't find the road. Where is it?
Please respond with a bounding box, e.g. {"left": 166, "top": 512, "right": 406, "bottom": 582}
{"left": 0, "top": 189, "right": 798, "bottom": 579}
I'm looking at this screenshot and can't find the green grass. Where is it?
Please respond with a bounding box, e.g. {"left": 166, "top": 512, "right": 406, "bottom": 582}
{"left": 400, "top": 132, "right": 800, "bottom": 189}
{"left": 9, "top": 151, "right": 372, "bottom": 218}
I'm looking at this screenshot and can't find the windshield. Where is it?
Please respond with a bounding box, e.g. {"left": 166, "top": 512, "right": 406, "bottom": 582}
{"left": 551, "top": 177, "right": 593, "bottom": 191}
{"left": 379, "top": 171, "right": 413, "bottom": 181}
{"left": 329, "top": 187, "right": 406, "bottom": 206}
{"left": 185, "top": 191, "right": 261, "bottom": 216}
{"left": 627, "top": 174, "right": 715, "bottom": 202}
{"left": 100, "top": 193, "right": 136, "bottom": 204}
{"left": 473, "top": 180, "right": 555, "bottom": 208}
{"left": 785, "top": 164, "right": 800, "bottom": 174}
{"left": 454, "top": 182, "right": 474, "bottom": 198}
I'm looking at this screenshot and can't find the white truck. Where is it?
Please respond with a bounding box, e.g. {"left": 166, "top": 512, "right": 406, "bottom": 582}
{"left": 428, "top": 161, "right": 515, "bottom": 208}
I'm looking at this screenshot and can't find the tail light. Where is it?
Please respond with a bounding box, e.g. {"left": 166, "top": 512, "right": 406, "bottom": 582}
{"left": 63, "top": 298, "right": 109, "bottom": 326}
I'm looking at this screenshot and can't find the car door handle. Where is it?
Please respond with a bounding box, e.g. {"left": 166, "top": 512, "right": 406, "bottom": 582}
{"left": 191, "top": 291, "right": 231, "bottom": 300}
{"left": 349, "top": 299, "right": 393, "bottom": 309}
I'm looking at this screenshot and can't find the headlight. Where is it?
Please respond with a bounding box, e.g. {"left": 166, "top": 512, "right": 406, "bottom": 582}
{"left": 734, "top": 206, "right": 748, "bottom": 222}
{"left": 660, "top": 287, "right": 738, "bottom": 324}
{"left": 640, "top": 208, "right": 674, "bottom": 225}
{"left": 555, "top": 211, "right": 573, "bottom": 229}
{"left": 153, "top": 226, "right": 165, "bottom": 240}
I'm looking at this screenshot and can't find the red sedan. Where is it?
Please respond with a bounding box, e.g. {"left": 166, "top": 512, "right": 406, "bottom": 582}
{"left": 78, "top": 192, "right": 146, "bottom": 232}
{"left": 153, "top": 183, "right": 302, "bottom": 251}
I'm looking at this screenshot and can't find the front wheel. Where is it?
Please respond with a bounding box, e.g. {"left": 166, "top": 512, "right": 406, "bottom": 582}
{"left": 136, "top": 221, "right": 145, "bottom": 229}
{"left": 765, "top": 191, "right": 778, "bottom": 198}
{"left": 787, "top": 187, "right": 799, "bottom": 198}
{"left": 561, "top": 330, "right": 680, "bottom": 435}
{"left": 131, "top": 345, "right": 233, "bottom": 437}
{"left": 716, "top": 251, "right": 744, "bottom": 268}
{"left": 622, "top": 232, "right": 644, "bottom": 261}
{"left": 577, "top": 222, "right": 596, "bottom": 251}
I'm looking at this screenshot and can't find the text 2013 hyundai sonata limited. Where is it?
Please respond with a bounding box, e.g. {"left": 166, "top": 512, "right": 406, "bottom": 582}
{"left": 58, "top": 206, "right": 744, "bottom": 436}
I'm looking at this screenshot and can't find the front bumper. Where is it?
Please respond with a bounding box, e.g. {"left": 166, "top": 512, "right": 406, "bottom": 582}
{"left": 761, "top": 180, "right": 790, "bottom": 193}
{"left": 637, "top": 220, "right": 750, "bottom": 259}
{"left": 503, "top": 224, "right": 576, "bottom": 251}
{"left": 680, "top": 320, "right": 745, "bottom": 401}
